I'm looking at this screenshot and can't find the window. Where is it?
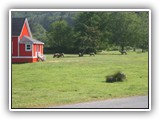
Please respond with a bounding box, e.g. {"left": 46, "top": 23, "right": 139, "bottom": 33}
{"left": 25, "top": 44, "right": 32, "bottom": 51}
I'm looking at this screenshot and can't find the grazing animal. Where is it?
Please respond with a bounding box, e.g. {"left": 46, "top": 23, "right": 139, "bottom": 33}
{"left": 89, "top": 53, "right": 95, "bottom": 56}
{"left": 53, "top": 53, "right": 64, "bottom": 58}
{"left": 119, "top": 50, "right": 127, "bottom": 55}
{"left": 106, "top": 71, "right": 126, "bottom": 83}
{"left": 79, "top": 52, "right": 83, "bottom": 57}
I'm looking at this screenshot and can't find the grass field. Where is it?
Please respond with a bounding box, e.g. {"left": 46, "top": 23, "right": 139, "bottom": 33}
{"left": 12, "top": 51, "right": 148, "bottom": 108}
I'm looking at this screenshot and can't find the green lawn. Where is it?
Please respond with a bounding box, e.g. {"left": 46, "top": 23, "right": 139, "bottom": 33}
{"left": 12, "top": 51, "right": 148, "bottom": 108}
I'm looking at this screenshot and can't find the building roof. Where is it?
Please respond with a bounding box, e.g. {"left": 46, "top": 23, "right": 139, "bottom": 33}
{"left": 19, "top": 36, "right": 44, "bottom": 44}
{"left": 12, "top": 18, "right": 26, "bottom": 36}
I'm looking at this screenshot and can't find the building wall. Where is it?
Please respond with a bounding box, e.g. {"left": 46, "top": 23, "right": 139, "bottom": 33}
{"left": 20, "top": 22, "right": 31, "bottom": 40}
{"left": 19, "top": 44, "right": 32, "bottom": 56}
{"left": 12, "top": 44, "right": 44, "bottom": 63}
{"left": 33, "top": 44, "right": 36, "bottom": 57}
{"left": 33, "top": 44, "right": 44, "bottom": 57}
{"left": 41, "top": 44, "right": 43, "bottom": 54}
{"left": 19, "top": 44, "right": 43, "bottom": 57}
{"left": 12, "top": 36, "right": 18, "bottom": 56}
{"left": 12, "top": 58, "right": 38, "bottom": 63}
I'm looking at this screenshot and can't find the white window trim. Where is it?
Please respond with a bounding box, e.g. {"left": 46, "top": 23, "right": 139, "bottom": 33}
{"left": 25, "top": 44, "right": 32, "bottom": 51}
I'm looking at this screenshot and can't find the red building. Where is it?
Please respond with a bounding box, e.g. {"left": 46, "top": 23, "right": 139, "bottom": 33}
{"left": 12, "top": 18, "right": 45, "bottom": 63}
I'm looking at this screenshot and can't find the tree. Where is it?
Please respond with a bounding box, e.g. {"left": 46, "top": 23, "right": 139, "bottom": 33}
{"left": 107, "top": 12, "right": 141, "bottom": 52}
{"left": 30, "top": 23, "right": 47, "bottom": 45}
{"left": 47, "top": 20, "right": 74, "bottom": 53}
{"left": 74, "top": 12, "right": 103, "bottom": 53}
{"left": 12, "top": 11, "right": 149, "bottom": 53}
{"left": 136, "top": 12, "right": 149, "bottom": 52}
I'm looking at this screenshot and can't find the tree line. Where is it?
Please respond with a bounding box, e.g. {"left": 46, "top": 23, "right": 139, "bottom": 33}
{"left": 12, "top": 11, "right": 149, "bottom": 53}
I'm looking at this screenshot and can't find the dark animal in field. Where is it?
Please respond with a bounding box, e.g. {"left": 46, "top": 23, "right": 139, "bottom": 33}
{"left": 53, "top": 53, "right": 64, "bottom": 58}
{"left": 106, "top": 71, "right": 126, "bottom": 83}
{"left": 89, "top": 53, "right": 95, "bottom": 56}
{"left": 79, "top": 52, "right": 83, "bottom": 57}
{"left": 119, "top": 50, "right": 127, "bottom": 55}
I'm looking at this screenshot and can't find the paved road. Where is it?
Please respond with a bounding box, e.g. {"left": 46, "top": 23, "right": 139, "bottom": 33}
{"left": 49, "top": 96, "right": 148, "bottom": 108}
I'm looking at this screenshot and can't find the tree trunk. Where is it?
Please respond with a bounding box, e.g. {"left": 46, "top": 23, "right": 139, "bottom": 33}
{"left": 81, "top": 47, "right": 88, "bottom": 55}
{"left": 133, "top": 47, "right": 136, "bottom": 52}
{"left": 121, "top": 45, "right": 124, "bottom": 54}
{"left": 121, "top": 45, "right": 124, "bottom": 51}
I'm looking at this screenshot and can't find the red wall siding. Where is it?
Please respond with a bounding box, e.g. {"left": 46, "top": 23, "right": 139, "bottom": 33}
{"left": 33, "top": 44, "right": 36, "bottom": 56}
{"left": 12, "top": 37, "right": 18, "bottom": 56}
{"left": 19, "top": 44, "right": 32, "bottom": 56}
{"left": 33, "top": 44, "right": 44, "bottom": 57}
{"left": 40, "top": 45, "right": 43, "bottom": 54}
{"left": 18, "top": 44, "right": 43, "bottom": 57}
{"left": 12, "top": 58, "right": 38, "bottom": 63}
{"left": 20, "top": 22, "right": 31, "bottom": 39}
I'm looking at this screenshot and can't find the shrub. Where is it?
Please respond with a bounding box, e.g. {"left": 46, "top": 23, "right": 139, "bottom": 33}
{"left": 106, "top": 71, "right": 126, "bottom": 83}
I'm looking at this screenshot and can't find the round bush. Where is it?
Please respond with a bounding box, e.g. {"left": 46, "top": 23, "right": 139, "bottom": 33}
{"left": 106, "top": 71, "right": 126, "bottom": 83}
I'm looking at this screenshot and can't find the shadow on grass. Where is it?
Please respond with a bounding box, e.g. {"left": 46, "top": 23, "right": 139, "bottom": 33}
{"left": 63, "top": 56, "right": 79, "bottom": 58}
{"left": 63, "top": 55, "right": 96, "bottom": 58}
{"left": 97, "top": 53, "right": 126, "bottom": 56}
{"left": 101, "top": 80, "right": 126, "bottom": 83}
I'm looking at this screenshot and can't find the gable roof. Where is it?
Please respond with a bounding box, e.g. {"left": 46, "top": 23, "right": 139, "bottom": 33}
{"left": 19, "top": 36, "right": 44, "bottom": 44}
{"left": 12, "top": 18, "right": 26, "bottom": 36}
